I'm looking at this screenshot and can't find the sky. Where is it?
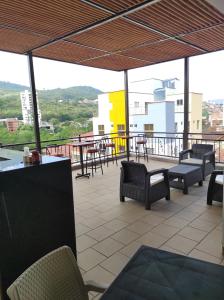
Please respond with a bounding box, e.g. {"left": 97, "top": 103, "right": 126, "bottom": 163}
{"left": 0, "top": 50, "right": 224, "bottom": 101}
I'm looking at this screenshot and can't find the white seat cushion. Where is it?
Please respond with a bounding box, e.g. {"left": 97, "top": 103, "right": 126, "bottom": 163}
{"left": 215, "top": 175, "right": 224, "bottom": 185}
{"left": 150, "top": 175, "right": 164, "bottom": 186}
{"left": 180, "top": 158, "right": 210, "bottom": 165}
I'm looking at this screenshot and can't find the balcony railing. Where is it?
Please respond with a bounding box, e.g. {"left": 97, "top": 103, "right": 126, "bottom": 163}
{"left": 1, "top": 131, "right": 224, "bottom": 164}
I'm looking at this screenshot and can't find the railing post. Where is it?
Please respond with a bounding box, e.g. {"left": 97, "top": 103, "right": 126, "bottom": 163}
{"left": 183, "top": 57, "right": 189, "bottom": 150}
{"left": 124, "top": 70, "right": 130, "bottom": 160}
{"left": 27, "top": 52, "right": 41, "bottom": 153}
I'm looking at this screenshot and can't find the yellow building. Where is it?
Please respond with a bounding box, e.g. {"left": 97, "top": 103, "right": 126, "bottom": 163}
{"left": 93, "top": 90, "right": 125, "bottom": 135}
{"left": 92, "top": 90, "right": 126, "bottom": 151}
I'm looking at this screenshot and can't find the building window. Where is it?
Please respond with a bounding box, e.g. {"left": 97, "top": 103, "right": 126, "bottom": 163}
{"left": 177, "top": 99, "right": 183, "bottom": 106}
{"left": 98, "top": 125, "right": 105, "bottom": 135}
{"left": 144, "top": 124, "right": 154, "bottom": 137}
{"left": 134, "top": 124, "right": 137, "bottom": 127}
{"left": 197, "top": 120, "right": 200, "bottom": 130}
{"left": 117, "top": 124, "right": 125, "bottom": 136}
{"left": 175, "top": 122, "right": 178, "bottom": 132}
{"left": 130, "top": 124, "right": 133, "bottom": 127}
{"left": 134, "top": 101, "right": 139, "bottom": 108}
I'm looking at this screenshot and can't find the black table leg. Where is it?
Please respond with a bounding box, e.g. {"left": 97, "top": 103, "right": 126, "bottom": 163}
{"left": 183, "top": 185, "right": 188, "bottom": 194}
{"left": 76, "top": 145, "right": 90, "bottom": 179}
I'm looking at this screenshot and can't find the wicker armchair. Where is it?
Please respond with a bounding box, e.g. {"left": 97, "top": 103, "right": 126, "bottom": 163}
{"left": 120, "top": 161, "right": 170, "bottom": 210}
{"left": 7, "top": 246, "right": 106, "bottom": 300}
{"left": 179, "top": 144, "right": 215, "bottom": 180}
{"left": 207, "top": 170, "right": 223, "bottom": 205}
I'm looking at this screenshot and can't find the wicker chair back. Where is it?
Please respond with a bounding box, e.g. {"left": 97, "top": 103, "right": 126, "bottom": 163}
{"left": 191, "top": 144, "right": 213, "bottom": 159}
{"left": 121, "top": 161, "right": 147, "bottom": 186}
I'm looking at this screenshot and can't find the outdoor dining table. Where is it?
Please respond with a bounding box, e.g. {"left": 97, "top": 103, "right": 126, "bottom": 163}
{"left": 71, "top": 140, "right": 96, "bottom": 178}
{"left": 101, "top": 245, "right": 224, "bottom": 300}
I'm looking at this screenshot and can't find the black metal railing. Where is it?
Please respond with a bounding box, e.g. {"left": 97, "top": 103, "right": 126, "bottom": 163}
{"left": 1, "top": 131, "right": 224, "bottom": 164}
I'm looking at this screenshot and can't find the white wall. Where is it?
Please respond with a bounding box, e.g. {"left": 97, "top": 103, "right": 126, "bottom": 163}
{"left": 92, "top": 93, "right": 112, "bottom": 136}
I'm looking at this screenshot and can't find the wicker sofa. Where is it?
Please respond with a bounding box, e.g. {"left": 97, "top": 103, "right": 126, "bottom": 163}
{"left": 120, "top": 161, "right": 170, "bottom": 210}
{"left": 207, "top": 170, "right": 223, "bottom": 205}
{"left": 179, "top": 144, "right": 215, "bottom": 180}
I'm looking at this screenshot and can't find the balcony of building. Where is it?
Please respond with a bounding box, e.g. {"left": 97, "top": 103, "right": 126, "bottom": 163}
{"left": 1, "top": 1, "right": 224, "bottom": 298}
{"left": 72, "top": 156, "right": 223, "bottom": 300}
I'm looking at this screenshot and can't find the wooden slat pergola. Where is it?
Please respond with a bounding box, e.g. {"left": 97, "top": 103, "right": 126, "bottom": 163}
{"left": 0, "top": 0, "right": 224, "bottom": 151}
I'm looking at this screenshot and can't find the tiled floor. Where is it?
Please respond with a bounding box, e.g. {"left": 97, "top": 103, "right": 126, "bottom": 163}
{"left": 72, "top": 158, "right": 223, "bottom": 299}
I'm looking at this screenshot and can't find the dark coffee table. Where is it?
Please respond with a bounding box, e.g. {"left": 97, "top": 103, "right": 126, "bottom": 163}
{"left": 168, "top": 164, "right": 203, "bottom": 194}
{"left": 101, "top": 245, "right": 224, "bottom": 300}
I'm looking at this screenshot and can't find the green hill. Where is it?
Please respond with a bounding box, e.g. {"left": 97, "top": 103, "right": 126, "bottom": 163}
{"left": 0, "top": 82, "right": 102, "bottom": 145}
{"left": 39, "top": 86, "right": 102, "bottom": 101}
{"left": 0, "top": 81, "right": 102, "bottom": 101}
{"left": 0, "top": 83, "right": 102, "bottom": 121}
{"left": 0, "top": 81, "right": 29, "bottom": 92}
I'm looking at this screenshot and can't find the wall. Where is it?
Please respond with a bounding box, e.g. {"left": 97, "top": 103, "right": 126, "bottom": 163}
{"left": 129, "top": 92, "right": 154, "bottom": 115}
{"left": 93, "top": 90, "right": 125, "bottom": 137}
{"left": 130, "top": 101, "right": 175, "bottom": 137}
{"left": 93, "top": 93, "right": 111, "bottom": 136}
{"left": 109, "top": 90, "right": 126, "bottom": 135}
{"left": 189, "top": 92, "right": 203, "bottom": 134}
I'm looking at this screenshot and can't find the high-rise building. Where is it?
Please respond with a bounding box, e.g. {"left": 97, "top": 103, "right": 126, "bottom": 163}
{"left": 20, "top": 90, "right": 42, "bottom": 125}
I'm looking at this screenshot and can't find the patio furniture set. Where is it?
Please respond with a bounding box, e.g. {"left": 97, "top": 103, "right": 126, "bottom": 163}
{"left": 4, "top": 144, "right": 224, "bottom": 300}
{"left": 59, "top": 138, "right": 119, "bottom": 178}
{"left": 46, "top": 136, "right": 150, "bottom": 178}
{"left": 7, "top": 245, "right": 224, "bottom": 300}
{"left": 120, "top": 143, "right": 223, "bottom": 210}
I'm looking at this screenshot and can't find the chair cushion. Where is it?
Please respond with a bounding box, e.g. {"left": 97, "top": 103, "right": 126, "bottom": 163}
{"left": 136, "top": 140, "right": 146, "bottom": 145}
{"left": 215, "top": 175, "right": 224, "bottom": 185}
{"left": 150, "top": 175, "right": 164, "bottom": 186}
{"left": 87, "top": 148, "right": 98, "bottom": 154}
{"left": 105, "top": 143, "right": 115, "bottom": 147}
{"left": 180, "top": 158, "right": 210, "bottom": 165}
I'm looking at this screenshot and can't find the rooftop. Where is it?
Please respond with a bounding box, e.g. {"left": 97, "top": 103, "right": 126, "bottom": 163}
{"left": 72, "top": 157, "right": 223, "bottom": 299}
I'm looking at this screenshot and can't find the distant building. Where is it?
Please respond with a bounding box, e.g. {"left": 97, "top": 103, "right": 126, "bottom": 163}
{"left": 206, "top": 99, "right": 224, "bottom": 128}
{"left": 6, "top": 118, "right": 20, "bottom": 132}
{"left": 129, "top": 78, "right": 180, "bottom": 101}
{"left": 39, "top": 121, "right": 54, "bottom": 132}
{"left": 93, "top": 78, "right": 202, "bottom": 156}
{"left": 167, "top": 92, "right": 203, "bottom": 135}
{"left": 93, "top": 90, "right": 125, "bottom": 138}
{"left": 0, "top": 118, "right": 20, "bottom": 132}
{"left": 130, "top": 78, "right": 202, "bottom": 135}
{"left": 93, "top": 90, "right": 126, "bottom": 153}
{"left": 129, "top": 92, "right": 154, "bottom": 115}
{"left": 20, "top": 90, "right": 42, "bottom": 125}
{"left": 130, "top": 101, "right": 175, "bottom": 137}
{"left": 129, "top": 101, "right": 175, "bottom": 156}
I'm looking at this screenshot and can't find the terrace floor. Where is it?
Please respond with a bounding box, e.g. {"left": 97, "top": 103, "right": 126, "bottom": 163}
{"left": 72, "top": 157, "right": 223, "bottom": 300}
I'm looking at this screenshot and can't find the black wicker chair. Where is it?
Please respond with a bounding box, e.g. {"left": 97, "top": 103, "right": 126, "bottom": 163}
{"left": 120, "top": 161, "right": 170, "bottom": 210}
{"left": 179, "top": 144, "right": 215, "bottom": 180}
{"left": 207, "top": 170, "right": 223, "bottom": 205}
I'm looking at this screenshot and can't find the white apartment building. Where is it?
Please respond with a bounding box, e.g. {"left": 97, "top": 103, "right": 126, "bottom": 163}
{"left": 20, "top": 90, "right": 42, "bottom": 125}
{"left": 167, "top": 92, "right": 203, "bottom": 135}
{"left": 129, "top": 78, "right": 202, "bottom": 135}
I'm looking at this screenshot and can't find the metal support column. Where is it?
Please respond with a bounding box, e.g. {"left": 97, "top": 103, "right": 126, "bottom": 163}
{"left": 27, "top": 52, "right": 41, "bottom": 153}
{"left": 183, "top": 57, "right": 189, "bottom": 150}
{"left": 124, "top": 70, "right": 130, "bottom": 160}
